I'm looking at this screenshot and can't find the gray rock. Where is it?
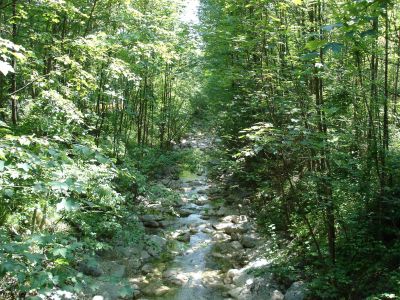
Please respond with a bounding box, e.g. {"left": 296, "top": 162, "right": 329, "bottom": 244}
{"left": 142, "top": 282, "right": 170, "bottom": 297}
{"left": 241, "top": 234, "right": 260, "bottom": 248}
{"left": 142, "top": 220, "right": 160, "bottom": 228}
{"left": 178, "top": 209, "right": 192, "bottom": 217}
{"left": 284, "top": 281, "right": 306, "bottom": 300}
{"left": 141, "top": 263, "right": 153, "bottom": 274}
{"left": 145, "top": 235, "right": 167, "bottom": 257}
{"left": 140, "top": 214, "right": 165, "bottom": 222}
{"left": 140, "top": 250, "right": 151, "bottom": 261}
{"left": 163, "top": 269, "right": 189, "bottom": 286}
{"left": 212, "top": 232, "right": 231, "bottom": 241}
{"left": 176, "top": 231, "right": 191, "bottom": 242}
{"left": 78, "top": 259, "right": 103, "bottom": 277}
{"left": 231, "top": 241, "right": 243, "bottom": 250}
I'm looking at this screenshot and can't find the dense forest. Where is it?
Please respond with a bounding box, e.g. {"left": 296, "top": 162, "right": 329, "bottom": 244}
{"left": 0, "top": 0, "right": 399, "bottom": 299}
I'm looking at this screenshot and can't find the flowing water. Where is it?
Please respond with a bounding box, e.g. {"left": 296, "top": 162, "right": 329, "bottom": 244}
{"left": 148, "top": 136, "right": 226, "bottom": 300}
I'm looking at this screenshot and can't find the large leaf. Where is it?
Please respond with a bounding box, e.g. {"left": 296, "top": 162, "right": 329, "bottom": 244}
{"left": 0, "top": 61, "right": 14, "bottom": 76}
{"left": 56, "top": 198, "right": 79, "bottom": 212}
{"left": 49, "top": 181, "right": 69, "bottom": 192}
{"left": 305, "top": 39, "right": 328, "bottom": 51}
{"left": 323, "top": 42, "right": 344, "bottom": 54}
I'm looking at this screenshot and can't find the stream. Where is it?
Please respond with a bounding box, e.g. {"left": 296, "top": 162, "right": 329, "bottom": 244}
{"left": 147, "top": 136, "right": 226, "bottom": 299}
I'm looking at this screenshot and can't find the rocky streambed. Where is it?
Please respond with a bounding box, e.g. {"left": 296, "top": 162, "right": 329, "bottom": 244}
{"left": 87, "top": 134, "right": 306, "bottom": 300}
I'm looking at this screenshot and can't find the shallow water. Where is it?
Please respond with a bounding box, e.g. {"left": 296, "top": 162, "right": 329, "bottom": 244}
{"left": 147, "top": 172, "right": 226, "bottom": 300}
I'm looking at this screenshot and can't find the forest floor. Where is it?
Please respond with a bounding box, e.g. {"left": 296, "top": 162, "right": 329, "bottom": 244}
{"left": 87, "top": 132, "right": 305, "bottom": 300}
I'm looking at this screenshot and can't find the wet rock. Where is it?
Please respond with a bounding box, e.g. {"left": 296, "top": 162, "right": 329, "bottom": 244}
{"left": 145, "top": 235, "right": 167, "bottom": 257}
{"left": 241, "top": 234, "right": 260, "bottom": 248}
{"left": 222, "top": 215, "right": 247, "bottom": 224}
{"left": 224, "top": 223, "right": 251, "bottom": 235}
{"left": 159, "top": 220, "right": 174, "bottom": 228}
{"left": 100, "top": 260, "right": 126, "bottom": 278}
{"left": 141, "top": 263, "right": 153, "bottom": 274}
{"left": 191, "top": 180, "right": 205, "bottom": 186}
{"left": 142, "top": 220, "right": 160, "bottom": 228}
{"left": 176, "top": 231, "right": 191, "bottom": 242}
{"left": 212, "top": 232, "right": 231, "bottom": 241}
{"left": 231, "top": 241, "right": 243, "bottom": 250}
{"left": 140, "top": 215, "right": 165, "bottom": 228}
{"left": 213, "top": 222, "right": 233, "bottom": 231}
{"left": 177, "top": 208, "right": 192, "bottom": 217}
{"left": 202, "top": 270, "right": 224, "bottom": 289}
{"left": 142, "top": 282, "right": 170, "bottom": 297}
{"left": 78, "top": 259, "right": 103, "bottom": 277}
{"left": 228, "top": 287, "right": 248, "bottom": 299}
{"left": 140, "top": 250, "right": 151, "bottom": 261}
{"left": 140, "top": 214, "right": 165, "bottom": 222}
{"left": 189, "top": 226, "right": 198, "bottom": 234}
{"left": 284, "top": 281, "right": 306, "bottom": 300}
{"left": 163, "top": 269, "right": 189, "bottom": 286}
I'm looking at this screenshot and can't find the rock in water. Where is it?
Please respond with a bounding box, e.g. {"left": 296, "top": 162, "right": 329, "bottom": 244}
{"left": 145, "top": 235, "right": 167, "bottom": 257}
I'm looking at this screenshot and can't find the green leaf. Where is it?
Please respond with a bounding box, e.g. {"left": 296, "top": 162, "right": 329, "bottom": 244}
{"left": 95, "top": 153, "right": 109, "bottom": 164}
{"left": 0, "top": 61, "right": 14, "bottom": 76}
{"left": 360, "top": 29, "right": 378, "bottom": 38}
{"left": 17, "top": 162, "right": 30, "bottom": 172}
{"left": 323, "top": 42, "right": 344, "bottom": 54}
{"left": 56, "top": 198, "right": 79, "bottom": 212}
{"left": 4, "top": 189, "right": 14, "bottom": 197}
{"left": 0, "top": 160, "right": 4, "bottom": 172}
{"left": 0, "top": 149, "right": 5, "bottom": 160}
{"left": 49, "top": 181, "right": 69, "bottom": 192}
{"left": 53, "top": 247, "right": 68, "bottom": 258}
{"left": 305, "top": 40, "right": 328, "bottom": 51}
{"left": 300, "top": 52, "right": 319, "bottom": 60}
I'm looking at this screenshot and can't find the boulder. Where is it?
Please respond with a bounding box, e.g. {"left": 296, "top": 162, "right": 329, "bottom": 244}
{"left": 140, "top": 214, "right": 164, "bottom": 222}
{"left": 142, "top": 282, "right": 170, "bottom": 297}
{"left": 222, "top": 215, "right": 248, "bottom": 224}
{"left": 141, "top": 263, "right": 153, "bottom": 274}
{"left": 284, "top": 281, "right": 306, "bottom": 300}
{"left": 213, "top": 222, "right": 233, "bottom": 231}
{"left": 78, "top": 259, "right": 103, "bottom": 277}
{"left": 140, "top": 250, "right": 151, "bottom": 261}
{"left": 224, "top": 223, "right": 251, "bottom": 235}
{"left": 140, "top": 215, "right": 165, "bottom": 228}
{"left": 177, "top": 209, "right": 192, "bottom": 217}
{"left": 163, "top": 269, "right": 189, "bottom": 286}
{"left": 231, "top": 241, "right": 243, "bottom": 251}
{"left": 241, "top": 234, "right": 260, "bottom": 248}
{"left": 212, "top": 232, "right": 231, "bottom": 241}
{"left": 176, "top": 231, "right": 191, "bottom": 242}
{"left": 145, "top": 235, "right": 167, "bottom": 257}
